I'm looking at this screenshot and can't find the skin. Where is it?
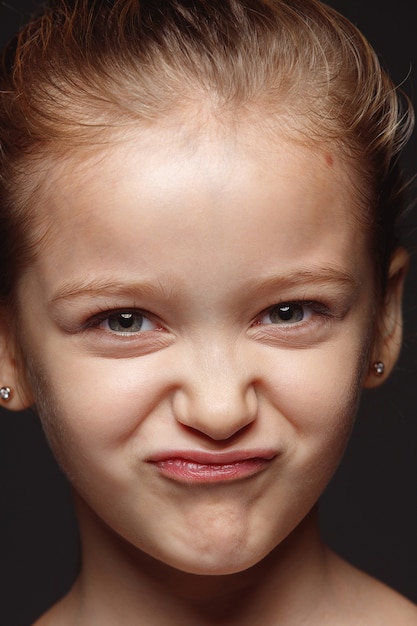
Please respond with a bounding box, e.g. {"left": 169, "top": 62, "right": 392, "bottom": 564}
{"left": 0, "top": 115, "right": 414, "bottom": 624}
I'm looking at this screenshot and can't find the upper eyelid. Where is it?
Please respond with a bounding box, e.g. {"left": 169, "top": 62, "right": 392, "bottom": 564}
{"left": 93, "top": 305, "right": 146, "bottom": 316}
{"left": 256, "top": 300, "right": 328, "bottom": 317}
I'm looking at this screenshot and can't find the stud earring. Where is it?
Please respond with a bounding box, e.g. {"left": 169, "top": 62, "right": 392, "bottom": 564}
{"left": 0, "top": 386, "right": 12, "bottom": 401}
{"left": 373, "top": 362, "right": 385, "bottom": 376}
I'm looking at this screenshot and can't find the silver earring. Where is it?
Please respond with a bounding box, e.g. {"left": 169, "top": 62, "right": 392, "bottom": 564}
{"left": 0, "top": 386, "right": 12, "bottom": 401}
{"left": 373, "top": 362, "right": 385, "bottom": 376}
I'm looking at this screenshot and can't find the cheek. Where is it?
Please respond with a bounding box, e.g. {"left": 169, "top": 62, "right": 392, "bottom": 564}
{"left": 24, "top": 348, "right": 167, "bottom": 475}
{"left": 262, "top": 339, "right": 369, "bottom": 468}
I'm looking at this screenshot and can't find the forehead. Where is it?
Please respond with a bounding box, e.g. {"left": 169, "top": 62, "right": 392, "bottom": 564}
{"left": 34, "top": 111, "right": 354, "bottom": 217}
{"left": 24, "top": 116, "right": 367, "bottom": 297}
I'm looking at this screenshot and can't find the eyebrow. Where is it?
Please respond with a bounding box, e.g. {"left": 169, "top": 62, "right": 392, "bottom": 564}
{"left": 49, "top": 266, "right": 357, "bottom": 306}
{"left": 49, "top": 277, "right": 177, "bottom": 305}
{"left": 250, "top": 268, "right": 358, "bottom": 295}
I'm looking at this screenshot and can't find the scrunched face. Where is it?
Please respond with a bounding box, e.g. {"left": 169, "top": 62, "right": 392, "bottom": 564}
{"left": 1, "top": 115, "right": 406, "bottom": 575}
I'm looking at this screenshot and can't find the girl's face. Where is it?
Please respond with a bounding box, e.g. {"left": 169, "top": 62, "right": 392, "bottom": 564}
{"left": 8, "top": 118, "right": 404, "bottom": 575}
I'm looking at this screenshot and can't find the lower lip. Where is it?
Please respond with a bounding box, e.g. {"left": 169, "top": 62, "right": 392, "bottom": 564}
{"left": 153, "top": 458, "right": 272, "bottom": 483}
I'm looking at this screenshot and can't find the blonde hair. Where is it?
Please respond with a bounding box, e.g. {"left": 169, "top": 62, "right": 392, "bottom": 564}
{"left": 0, "top": 0, "right": 414, "bottom": 300}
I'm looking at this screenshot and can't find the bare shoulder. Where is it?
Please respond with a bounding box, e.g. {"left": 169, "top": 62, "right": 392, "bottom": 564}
{"left": 325, "top": 549, "right": 417, "bottom": 625}
{"left": 360, "top": 577, "right": 417, "bottom": 625}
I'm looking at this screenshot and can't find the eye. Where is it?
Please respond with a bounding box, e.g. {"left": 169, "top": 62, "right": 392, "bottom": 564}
{"left": 98, "top": 311, "right": 156, "bottom": 334}
{"left": 260, "top": 302, "right": 314, "bottom": 325}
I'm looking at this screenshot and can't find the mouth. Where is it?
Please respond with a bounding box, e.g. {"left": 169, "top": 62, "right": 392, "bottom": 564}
{"left": 147, "top": 450, "right": 276, "bottom": 484}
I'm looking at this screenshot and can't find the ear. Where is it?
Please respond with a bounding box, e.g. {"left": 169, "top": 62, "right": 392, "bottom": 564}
{"left": 0, "top": 311, "right": 34, "bottom": 411}
{"left": 364, "top": 247, "right": 409, "bottom": 389}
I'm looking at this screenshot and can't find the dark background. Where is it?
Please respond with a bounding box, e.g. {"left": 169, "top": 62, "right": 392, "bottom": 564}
{"left": 0, "top": 1, "right": 416, "bottom": 624}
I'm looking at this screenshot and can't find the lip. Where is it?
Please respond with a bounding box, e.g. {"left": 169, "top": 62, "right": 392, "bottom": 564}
{"left": 147, "top": 450, "right": 276, "bottom": 484}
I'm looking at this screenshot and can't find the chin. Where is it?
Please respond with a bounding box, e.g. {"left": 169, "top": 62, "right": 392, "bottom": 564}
{"left": 161, "top": 543, "right": 270, "bottom": 576}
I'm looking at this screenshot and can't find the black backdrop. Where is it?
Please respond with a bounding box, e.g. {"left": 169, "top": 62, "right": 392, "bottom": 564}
{"left": 0, "top": 1, "right": 416, "bottom": 625}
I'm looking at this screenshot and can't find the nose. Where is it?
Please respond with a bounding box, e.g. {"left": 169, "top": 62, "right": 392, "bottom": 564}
{"left": 172, "top": 342, "right": 258, "bottom": 441}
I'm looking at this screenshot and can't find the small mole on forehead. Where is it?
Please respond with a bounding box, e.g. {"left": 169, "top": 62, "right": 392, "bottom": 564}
{"left": 324, "top": 153, "right": 334, "bottom": 167}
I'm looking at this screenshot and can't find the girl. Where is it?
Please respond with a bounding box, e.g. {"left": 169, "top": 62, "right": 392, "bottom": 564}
{"left": 1, "top": 1, "right": 416, "bottom": 624}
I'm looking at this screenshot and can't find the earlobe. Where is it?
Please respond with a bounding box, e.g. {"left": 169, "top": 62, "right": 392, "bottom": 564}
{"left": 0, "top": 313, "right": 34, "bottom": 411}
{"left": 364, "top": 247, "right": 409, "bottom": 389}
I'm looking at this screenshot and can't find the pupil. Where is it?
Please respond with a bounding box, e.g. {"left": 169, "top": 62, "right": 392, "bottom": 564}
{"left": 278, "top": 305, "right": 293, "bottom": 321}
{"left": 119, "top": 313, "right": 134, "bottom": 328}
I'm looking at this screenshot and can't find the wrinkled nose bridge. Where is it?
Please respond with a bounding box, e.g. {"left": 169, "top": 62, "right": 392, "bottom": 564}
{"left": 172, "top": 343, "right": 258, "bottom": 440}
